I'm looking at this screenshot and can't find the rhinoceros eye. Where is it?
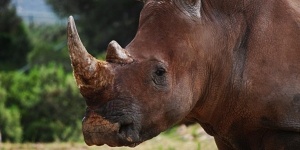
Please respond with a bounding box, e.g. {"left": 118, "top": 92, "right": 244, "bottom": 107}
{"left": 155, "top": 68, "right": 166, "bottom": 76}
{"left": 152, "top": 66, "right": 167, "bottom": 87}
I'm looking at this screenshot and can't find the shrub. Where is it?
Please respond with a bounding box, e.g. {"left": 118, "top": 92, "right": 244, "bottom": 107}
{"left": 0, "top": 63, "right": 85, "bottom": 142}
{"left": 0, "top": 85, "right": 22, "bottom": 142}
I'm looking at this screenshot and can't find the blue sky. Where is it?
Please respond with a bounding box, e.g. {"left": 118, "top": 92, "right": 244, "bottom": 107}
{"left": 11, "top": 0, "right": 62, "bottom": 24}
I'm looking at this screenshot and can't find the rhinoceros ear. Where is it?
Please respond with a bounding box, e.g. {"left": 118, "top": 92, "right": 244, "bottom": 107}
{"left": 179, "top": 0, "right": 201, "bottom": 18}
{"left": 106, "top": 40, "right": 133, "bottom": 64}
{"left": 185, "top": 0, "right": 199, "bottom": 5}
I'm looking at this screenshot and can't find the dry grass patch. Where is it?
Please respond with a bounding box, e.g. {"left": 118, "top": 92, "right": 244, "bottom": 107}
{"left": 0, "top": 124, "right": 217, "bottom": 150}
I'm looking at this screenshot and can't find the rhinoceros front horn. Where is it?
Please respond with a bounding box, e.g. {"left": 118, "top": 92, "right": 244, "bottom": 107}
{"left": 67, "top": 16, "right": 113, "bottom": 99}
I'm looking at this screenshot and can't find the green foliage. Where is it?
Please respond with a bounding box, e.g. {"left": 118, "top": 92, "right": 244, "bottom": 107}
{"left": 27, "top": 25, "right": 72, "bottom": 71}
{"left": 0, "top": 0, "right": 32, "bottom": 70}
{"left": 47, "top": 0, "right": 143, "bottom": 55}
{"left": 0, "top": 64, "right": 85, "bottom": 142}
{"left": 0, "top": 85, "right": 22, "bottom": 142}
{"left": 0, "top": 0, "right": 145, "bottom": 143}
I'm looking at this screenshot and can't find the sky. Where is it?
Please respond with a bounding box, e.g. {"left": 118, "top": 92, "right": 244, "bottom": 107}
{"left": 11, "top": 0, "right": 63, "bottom": 24}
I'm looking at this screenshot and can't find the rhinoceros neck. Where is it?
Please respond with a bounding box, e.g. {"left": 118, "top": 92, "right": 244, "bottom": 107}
{"left": 186, "top": 12, "right": 251, "bottom": 135}
{"left": 189, "top": 0, "right": 300, "bottom": 139}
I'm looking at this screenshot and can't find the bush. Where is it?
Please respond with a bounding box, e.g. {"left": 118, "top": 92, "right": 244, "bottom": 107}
{"left": 0, "top": 63, "right": 85, "bottom": 142}
{"left": 27, "top": 25, "right": 72, "bottom": 71}
{"left": 0, "top": 85, "right": 22, "bottom": 142}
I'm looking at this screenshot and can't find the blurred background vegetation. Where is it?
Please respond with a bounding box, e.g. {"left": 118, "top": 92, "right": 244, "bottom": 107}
{"left": 0, "top": 0, "right": 143, "bottom": 143}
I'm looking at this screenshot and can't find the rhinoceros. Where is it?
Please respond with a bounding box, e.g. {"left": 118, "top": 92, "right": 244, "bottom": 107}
{"left": 67, "top": 0, "right": 300, "bottom": 149}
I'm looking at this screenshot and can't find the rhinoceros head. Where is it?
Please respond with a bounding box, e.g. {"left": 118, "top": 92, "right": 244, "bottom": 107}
{"left": 68, "top": 0, "right": 206, "bottom": 147}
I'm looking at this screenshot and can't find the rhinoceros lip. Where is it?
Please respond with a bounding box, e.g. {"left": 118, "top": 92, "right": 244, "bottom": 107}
{"left": 82, "top": 108, "right": 142, "bottom": 147}
{"left": 82, "top": 121, "right": 142, "bottom": 147}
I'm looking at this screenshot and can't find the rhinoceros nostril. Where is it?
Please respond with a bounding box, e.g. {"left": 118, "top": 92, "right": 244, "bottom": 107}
{"left": 119, "top": 123, "right": 134, "bottom": 135}
{"left": 118, "top": 121, "right": 141, "bottom": 145}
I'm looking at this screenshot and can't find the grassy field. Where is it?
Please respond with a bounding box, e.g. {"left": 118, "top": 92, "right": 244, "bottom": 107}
{"left": 0, "top": 124, "right": 217, "bottom": 150}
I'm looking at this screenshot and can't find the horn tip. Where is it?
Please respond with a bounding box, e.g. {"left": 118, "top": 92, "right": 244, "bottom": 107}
{"left": 108, "top": 40, "right": 122, "bottom": 49}
{"left": 67, "top": 16, "right": 77, "bottom": 37}
{"left": 68, "top": 16, "right": 74, "bottom": 23}
{"left": 109, "top": 40, "right": 117, "bottom": 44}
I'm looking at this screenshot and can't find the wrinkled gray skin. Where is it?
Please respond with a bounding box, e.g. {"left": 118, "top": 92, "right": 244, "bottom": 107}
{"left": 68, "top": 0, "right": 300, "bottom": 149}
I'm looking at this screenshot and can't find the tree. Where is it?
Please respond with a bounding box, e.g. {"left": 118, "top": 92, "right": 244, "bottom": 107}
{"left": 0, "top": 0, "right": 87, "bottom": 143}
{"left": 0, "top": 63, "right": 85, "bottom": 142}
{"left": 27, "top": 25, "right": 72, "bottom": 71}
{"left": 0, "top": 0, "right": 32, "bottom": 70}
{"left": 0, "top": 76, "right": 22, "bottom": 142}
{"left": 47, "top": 0, "right": 143, "bottom": 55}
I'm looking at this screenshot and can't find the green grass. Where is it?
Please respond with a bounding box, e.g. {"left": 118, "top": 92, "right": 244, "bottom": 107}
{"left": 0, "top": 124, "right": 217, "bottom": 150}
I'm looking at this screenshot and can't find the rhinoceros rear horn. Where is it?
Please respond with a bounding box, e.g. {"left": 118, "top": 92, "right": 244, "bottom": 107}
{"left": 106, "top": 40, "right": 133, "bottom": 64}
{"left": 67, "top": 16, "right": 113, "bottom": 98}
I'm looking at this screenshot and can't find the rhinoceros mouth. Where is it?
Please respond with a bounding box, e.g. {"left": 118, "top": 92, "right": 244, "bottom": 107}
{"left": 82, "top": 101, "right": 143, "bottom": 147}
{"left": 82, "top": 116, "right": 142, "bottom": 147}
